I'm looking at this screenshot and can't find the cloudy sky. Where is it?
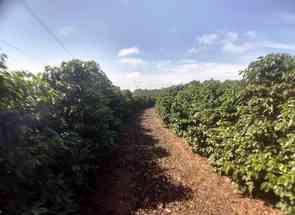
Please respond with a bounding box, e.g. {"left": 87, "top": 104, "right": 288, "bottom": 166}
{"left": 1, "top": 0, "right": 295, "bottom": 89}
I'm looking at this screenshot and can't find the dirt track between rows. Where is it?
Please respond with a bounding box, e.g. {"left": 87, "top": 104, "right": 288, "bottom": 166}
{"left": 85, "top": 108, "right": 280, "bottom": 215}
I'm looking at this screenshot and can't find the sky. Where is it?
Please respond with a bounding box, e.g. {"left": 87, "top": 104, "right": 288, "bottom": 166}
{"left": 1, "top": 0, "right": 295, "bottom": 90}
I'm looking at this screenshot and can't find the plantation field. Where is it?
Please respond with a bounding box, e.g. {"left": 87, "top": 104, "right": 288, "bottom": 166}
{"left": 0, "top": 53, "right": 294, "bottom": 214}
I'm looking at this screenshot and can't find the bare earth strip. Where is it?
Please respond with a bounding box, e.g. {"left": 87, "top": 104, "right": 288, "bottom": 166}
{"left": 85, "top": 108, "right": 280, "bottom": 215}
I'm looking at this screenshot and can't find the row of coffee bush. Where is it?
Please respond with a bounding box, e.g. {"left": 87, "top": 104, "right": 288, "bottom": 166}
{"left": 156, "top": 54, "right": 295, "bottom": 214}
{"left": 0, "top": 57, "right": 146, "bottom": 214}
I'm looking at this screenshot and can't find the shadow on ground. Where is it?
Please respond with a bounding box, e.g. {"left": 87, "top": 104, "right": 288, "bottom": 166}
{"left": 82, "top": 111, "right": 193, "bottom": 215}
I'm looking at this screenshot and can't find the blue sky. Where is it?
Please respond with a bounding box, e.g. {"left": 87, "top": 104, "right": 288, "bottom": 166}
{"left": 1, "top": 0, "right": 295, "bottom": 89}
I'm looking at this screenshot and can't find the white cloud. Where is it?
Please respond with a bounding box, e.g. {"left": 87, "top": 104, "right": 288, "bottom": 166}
{"left": 190, "top": 31, "right": 295, "bottom": 56}
{"left": 108, "top": 60, "right": 245, "bottom": 90}
{"left": 225, "top": 32, "right": 239, "bottom": 42}
{"left": 198, "top": 33, "right": 219, "bottom": 45}
{"left": 6, "top": 57, "right": 43, "bottom": 72}
{"left": 58, "top": 26, "right": 74, "bottom": 37}
{"left": 222, "top": 39, "right": 295, "bottom": 54}
{"left": 154, "top": 60, "right": 173, "bottom": 69}
{"left": 189, "top": 33, "right": 219, "bottom": 54}
{"left": 118, "top": 47, "right": 140, "bottom": 57}
{"left": 188, "top": 47, "right": 201, "bottom": 54}
{"left": 5, "top": 53, "right": 72, "bottom": 74}
{"left": 119, "top": 57, "right": 144, "bottom": 65}
{"left": 164, "top": 62, "right": 244, "bottom": 80}
{"left": 126, "top": 71, "right": 141, "bottom": 79}
{"left": 246, "top": 31, "right": 257, "bottom": 39}
{"left": 221, "top": 32, "right": 256, "bottom": 54}
{"left": 262, "top": 41, "right": 295, "bottom": 50}
{"left": 190, "top": 32, "right": 255, "bottom": 55}
{"left": 223, "top": 41, "right": 255, "bottom": 54}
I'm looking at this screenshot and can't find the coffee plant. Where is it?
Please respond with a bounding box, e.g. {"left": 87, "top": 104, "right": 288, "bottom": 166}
{"left": 0, "top": 58, "right": 145, "bottom": 214}
{"left": 156, "top": 53, "right": 295, "bottom": 214}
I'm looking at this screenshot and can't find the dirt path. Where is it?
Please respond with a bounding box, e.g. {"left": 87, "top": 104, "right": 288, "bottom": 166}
{"left": 85, "top": 108, "right": 280, "bottom": 215}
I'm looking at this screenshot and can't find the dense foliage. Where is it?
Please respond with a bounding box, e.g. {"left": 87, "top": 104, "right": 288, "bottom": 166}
{"left": 0, "top": 58, "right": 141, "bottom": 214}
{"left": 132, "top": 88, "right": 163, "bottom": 108}
{"left": 156, "top": 54, "right": 295, "bottom": 214}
